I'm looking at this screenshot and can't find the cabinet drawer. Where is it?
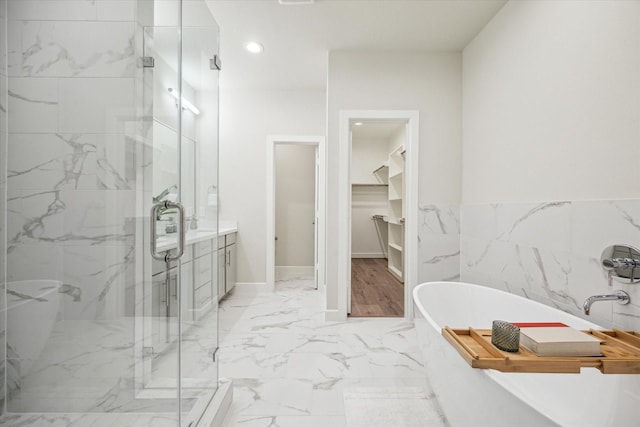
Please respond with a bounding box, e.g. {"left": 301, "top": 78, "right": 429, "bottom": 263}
{"left": 194, "top": 282, "right": 213, "bottom": 310}
{"left": 183, "top": 245, "right": 193, "bottom": 262}
{"left": 193, "top": 240, "right": 212, "bottom": 258}
{"left": 225, "top": 232, "right": 236, "bottom": 245}
{"left": 194, "top": 253, "right": 212, "bottom": 288}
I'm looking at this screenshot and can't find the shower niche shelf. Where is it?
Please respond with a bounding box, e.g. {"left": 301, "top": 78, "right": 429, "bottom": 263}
{"left": 443, "top": 327, "right": 640, "bottom": 374}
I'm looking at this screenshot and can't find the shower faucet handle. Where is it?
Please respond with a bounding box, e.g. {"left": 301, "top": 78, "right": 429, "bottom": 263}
{"left": 600, "top": 245, "right": 640, "bottom": 285}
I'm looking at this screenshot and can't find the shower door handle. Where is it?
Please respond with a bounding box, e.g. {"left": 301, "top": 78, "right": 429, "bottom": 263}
{"left": 151, "top": 201, "right": 186, "bottom": 262}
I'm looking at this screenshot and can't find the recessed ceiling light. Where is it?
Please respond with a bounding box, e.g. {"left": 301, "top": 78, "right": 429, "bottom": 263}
{"left": 354, "top": 122, "right": 363, "bottom": 126}
{"left": 244, "top": 41, "right": 264, "bottom": 54}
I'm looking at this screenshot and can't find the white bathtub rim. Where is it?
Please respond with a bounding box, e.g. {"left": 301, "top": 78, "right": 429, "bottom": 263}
{"left": 412, "top": 281, "right": 604, "bottom": 332}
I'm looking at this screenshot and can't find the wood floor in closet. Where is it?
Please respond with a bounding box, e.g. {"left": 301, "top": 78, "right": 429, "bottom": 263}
{"left": 350, "top": 258, "right": 404, "bottom": 317}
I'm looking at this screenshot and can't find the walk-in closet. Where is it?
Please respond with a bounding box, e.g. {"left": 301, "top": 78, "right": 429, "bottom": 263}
{"left": 350, "top": 122, "right": 406, "bottom": 317}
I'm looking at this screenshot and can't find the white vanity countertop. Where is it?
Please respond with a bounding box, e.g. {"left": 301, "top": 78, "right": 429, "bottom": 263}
{"left": 156, "top": 222, "right": 237, "bottom": 252}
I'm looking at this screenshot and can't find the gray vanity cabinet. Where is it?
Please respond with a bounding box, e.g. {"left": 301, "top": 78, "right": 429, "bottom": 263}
{"left": 217, "top": 232, "right": 237, "bottom": 300}
{"left": 225, "top": 234, "right": 236, "bottom": 294}
{"left": 217, "top": 243, "right": 225, "bottom": 300}
{"left": 151, "top": 254, "right": 192, "bottom": 355}
{"left": 192, "top": 240, "right": 214, "bottom": 321}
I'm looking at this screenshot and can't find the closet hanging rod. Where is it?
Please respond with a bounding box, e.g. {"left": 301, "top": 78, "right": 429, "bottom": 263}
{"left": 373, "top": 164, "right": 388, "bottom": 173}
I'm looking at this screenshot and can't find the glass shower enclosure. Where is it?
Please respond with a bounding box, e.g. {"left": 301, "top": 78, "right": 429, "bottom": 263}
{"left": 0, "top": 0, "right": 223, "bottom": 425}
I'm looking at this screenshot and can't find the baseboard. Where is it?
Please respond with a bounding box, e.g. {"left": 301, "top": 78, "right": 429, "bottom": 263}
{"left": 275, "top": 266, "right": 314, "bottom": 280}
{"left": 351, "top": 253, "right": 387, "bottom": 259}
{"left": 325, "top": 309, "right": 347, "bottom": 322}
{"left": 233, "top": 282, "right": 273, "bottom": 293}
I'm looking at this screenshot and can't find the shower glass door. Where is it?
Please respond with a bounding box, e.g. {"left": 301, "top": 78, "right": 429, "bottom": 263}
{"left": 3, "top": 0, "right": 219, "bottom": 424}
{"left": 142, "top": 1, "right": 220, "bottom": 425}
{"left": 178, "top": 22, "right": 220, "bottom": 425}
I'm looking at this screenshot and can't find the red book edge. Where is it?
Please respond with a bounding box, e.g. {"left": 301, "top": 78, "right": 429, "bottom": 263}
{"left": 511, "top": 322, "right": 569, "bottom": 328}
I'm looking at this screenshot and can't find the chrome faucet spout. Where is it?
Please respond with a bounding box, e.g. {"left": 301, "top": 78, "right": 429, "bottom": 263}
{"left": 583, "top": 290, "right": 630, "bottom": 315}
{"left": 153, "top": 184, "right": 178, "bottom": 204}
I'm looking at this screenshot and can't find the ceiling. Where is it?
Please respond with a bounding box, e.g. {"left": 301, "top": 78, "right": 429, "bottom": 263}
{"left": 205, "top": 0, "right": 507, "bottom": 90}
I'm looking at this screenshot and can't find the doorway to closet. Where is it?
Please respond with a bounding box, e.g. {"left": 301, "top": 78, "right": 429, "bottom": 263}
{"left": 350, "top": 122, "right": 406, "bottom": 317}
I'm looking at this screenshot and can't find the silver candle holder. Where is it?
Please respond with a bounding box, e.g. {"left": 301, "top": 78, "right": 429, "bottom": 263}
{"left": 491, "top": 320, "right": 520, "bottom": 352}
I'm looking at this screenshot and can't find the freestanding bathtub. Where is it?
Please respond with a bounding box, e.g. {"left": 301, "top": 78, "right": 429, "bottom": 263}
{"left": 413, "top": 282, "right": 640, "bottom": 427}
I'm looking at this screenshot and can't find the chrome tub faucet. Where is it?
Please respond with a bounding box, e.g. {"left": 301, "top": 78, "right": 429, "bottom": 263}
{"left": 583, "top": 290, "right": 630, "bottom": 315}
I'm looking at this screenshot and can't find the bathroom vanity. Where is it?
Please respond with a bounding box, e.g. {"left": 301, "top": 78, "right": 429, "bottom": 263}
{"left": 150, "top": 225, "right": 237, "bottom": 354}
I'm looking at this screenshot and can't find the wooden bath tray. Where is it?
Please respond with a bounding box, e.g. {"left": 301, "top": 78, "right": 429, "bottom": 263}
{"left": 442, "top": 327, "right": 640, "bottom": 374}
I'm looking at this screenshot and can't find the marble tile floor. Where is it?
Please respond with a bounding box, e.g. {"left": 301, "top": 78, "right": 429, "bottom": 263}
{"left": 219, "top": 276, "right": 447, "bottom": 427}
{"left": 0, "top": 275, "right": 446, "bottom": 426}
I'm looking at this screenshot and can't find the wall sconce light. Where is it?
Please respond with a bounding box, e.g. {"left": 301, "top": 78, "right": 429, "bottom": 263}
{"left": 168, "top": 88, "right": 200, "bottom": 115}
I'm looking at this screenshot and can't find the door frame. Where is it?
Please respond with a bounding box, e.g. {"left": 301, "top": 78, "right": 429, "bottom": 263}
{"left": 338, "top": 110, "right": 419, "bottom": 319}
{"left": 266, "top": 135, "right": 326, "bottom": 290}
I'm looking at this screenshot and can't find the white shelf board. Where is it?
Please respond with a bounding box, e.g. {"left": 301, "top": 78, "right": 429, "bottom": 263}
{"left": 388, "top": 265, "right": 403, "bottom": 282}
{"left": 389, "top": 243, "right": 403, "bottom": 252}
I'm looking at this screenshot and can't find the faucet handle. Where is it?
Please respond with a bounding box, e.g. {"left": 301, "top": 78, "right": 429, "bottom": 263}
{"left": 601, "top": 245, "right": 640, "bottom": 285}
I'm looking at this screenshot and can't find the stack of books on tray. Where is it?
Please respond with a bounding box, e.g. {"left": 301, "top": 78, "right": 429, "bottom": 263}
{"left": 512, "top": 322, "right": 603, "bottom": 357}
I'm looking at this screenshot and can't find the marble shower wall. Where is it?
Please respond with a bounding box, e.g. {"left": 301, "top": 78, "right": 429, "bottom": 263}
{"left": 460, "top": 200, "right": 640, "bottom": 331}
{"left": 0, "top": 0, "right": 7, "bottom": 416}
{"left": 417, "top": 204, "right": 460, "bottom": 284}
{"left": 5, "top": 0, "right": 141, "bottom": 411}
{"left": 6, "top": 0, "right": 138, "bottom": 315}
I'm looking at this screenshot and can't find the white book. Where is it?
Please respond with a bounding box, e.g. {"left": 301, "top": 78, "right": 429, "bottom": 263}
{"left": 518, "top": 325, "right": 602, "bottom": 357}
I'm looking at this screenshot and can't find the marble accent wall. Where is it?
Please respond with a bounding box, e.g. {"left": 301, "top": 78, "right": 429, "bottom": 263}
{"left": 0, "top": 0, "right": 7, "bottom": 416}
{"left": 4, "top": 0, "right": 140, "bottom": 412}
{"left": 461, "top": 200, "right": 640, "bottom": 331}
{"left": 417, "top": 204, "right": 460, "bottom": 284}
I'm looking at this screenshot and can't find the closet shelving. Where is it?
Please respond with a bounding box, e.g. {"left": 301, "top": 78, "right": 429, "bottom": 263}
{"left": 352, "top": 162, "right": 388, "bottom": 187}
{"left": 387, "top": 145, "right": 405, "bottom": 282}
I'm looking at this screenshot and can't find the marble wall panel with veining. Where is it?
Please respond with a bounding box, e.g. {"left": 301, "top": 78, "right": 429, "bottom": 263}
{"left": 7, "top": 77, "right": 58, "bottom": 133}
{"left": 7, "top": 189, "right": 134, "bottom": 250}
{"left": 8, "top": 20, "right": 135, "bottom": 78}
{"left": 460, "top": 200, "right": 640, "bottom": 331}
{"left": 8, "top": 132, "right": 135, "bottom": 191}
{"left": 2, "top": 0, "right": 145, "bottom": 416}
{"left": 8, "top": 1, "right": 136, "bottom": 22}
{"left": 417, "top": 204, "right": 460, "bottom": 283}
{"left": 0, "top": 0, "right": 7, "bottom": 415}
{"left": 58, "top": 77, "right": 136, "bottom": 133}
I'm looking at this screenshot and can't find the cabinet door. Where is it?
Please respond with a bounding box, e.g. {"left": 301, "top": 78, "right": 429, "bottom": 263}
{"left": 217, "top": 248, "right": 226, "bottom": 300}
{"left": 225, "top": 243, "right": 236, "bottom": 294}
{"left": 151, "top": 267, "right": 178, "bottom": 356}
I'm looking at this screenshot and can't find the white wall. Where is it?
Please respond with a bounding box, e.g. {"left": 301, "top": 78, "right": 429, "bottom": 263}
{"left": 275, "top": 144, "right": 315, "bottom": 267}
{"left": 327, "top": 51, "right": 462, "bottom": 309}
{"left": 351, "top": 135, "right": 389, "bottom": 258}
{"left": 460, "top": 0, "right": 640, "bottom": 331}
{"left": 351, "top": 136, "right": 388, "bottom": 184}
{"left": 388, "top": 125, "right": 406, "bottom": 154}
{"left": 351, "top": 186, "right": 388, "bottom": 258}
{"left": 219, "top": 89, "right": 325, "bottom": 283}
{"left": 462, "top": 0, "right": 640, "bottom": 203}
